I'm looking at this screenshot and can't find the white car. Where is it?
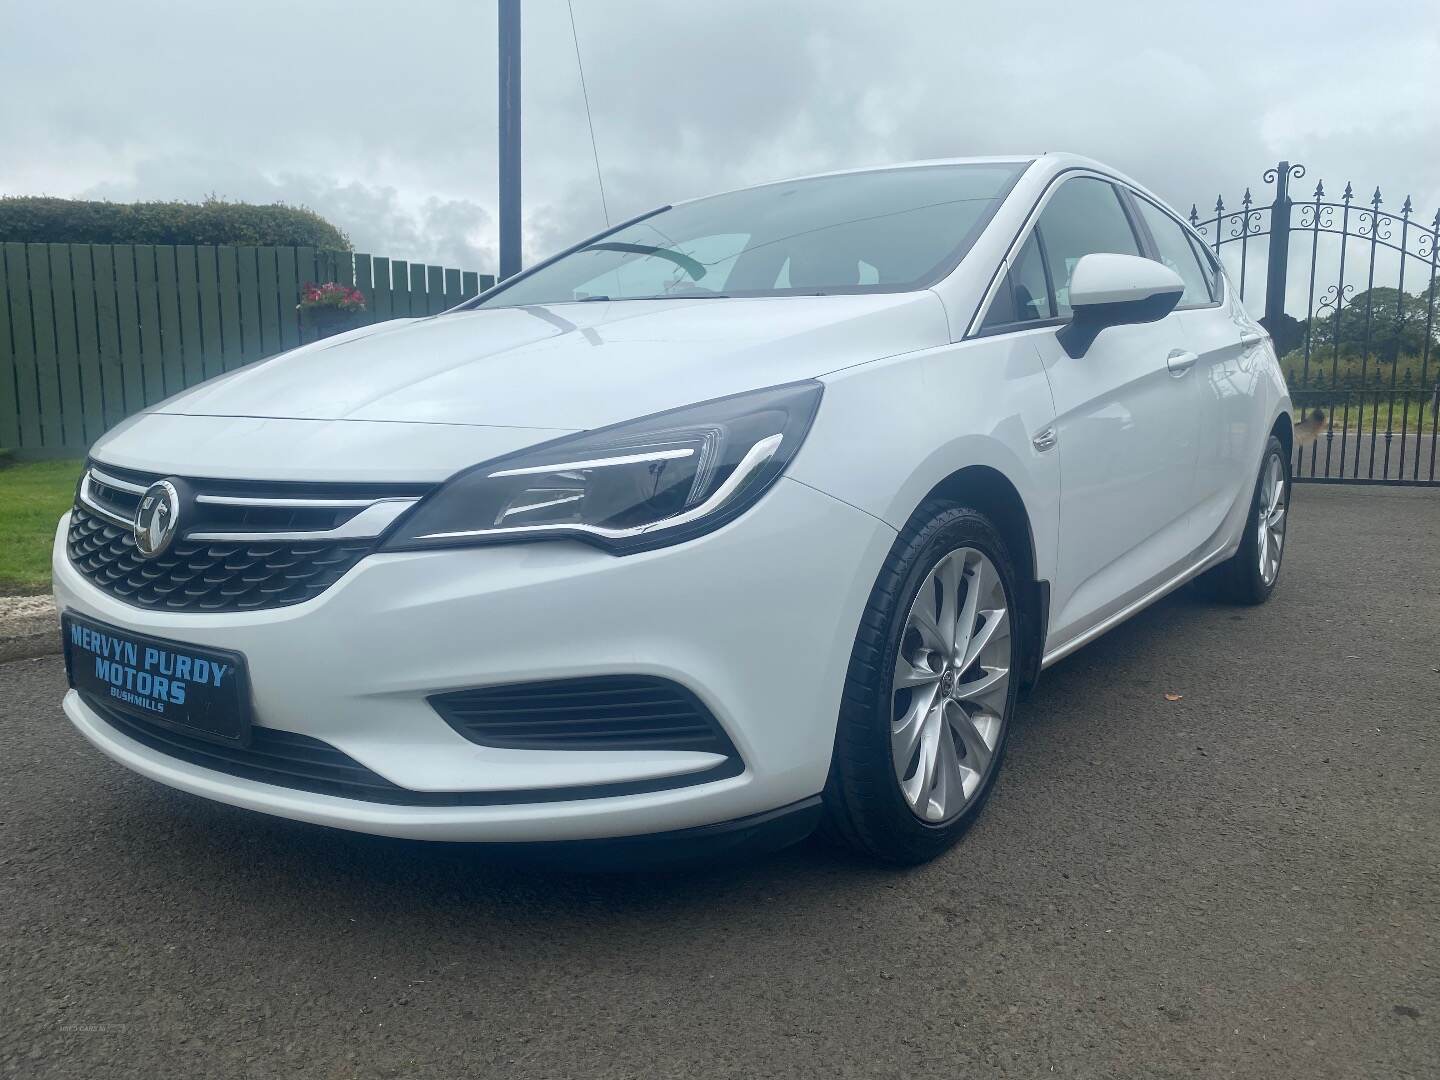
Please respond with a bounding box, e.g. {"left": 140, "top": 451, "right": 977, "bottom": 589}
{"left": 54, "top": 154, "right": 1294, "bottom": 865}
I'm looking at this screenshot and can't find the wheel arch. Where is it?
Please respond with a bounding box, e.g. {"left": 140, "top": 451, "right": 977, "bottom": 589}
{"left": 913, "top": 464, "right": 1047, "bottom": 692}
{"left": 1271, "top": 409, "right": 1294, "bottom": 461}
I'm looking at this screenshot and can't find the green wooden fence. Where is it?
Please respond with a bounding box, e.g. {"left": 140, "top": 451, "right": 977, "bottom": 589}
{"left": 0, "top": 243, "right": 494, "bottom": 454}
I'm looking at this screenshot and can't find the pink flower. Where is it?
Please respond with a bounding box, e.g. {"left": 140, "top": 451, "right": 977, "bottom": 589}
{"left": 299, "top": 280, "right": 366, "bottom": 313}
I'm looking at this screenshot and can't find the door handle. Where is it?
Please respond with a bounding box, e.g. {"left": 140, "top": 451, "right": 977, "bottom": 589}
{"left": 1240, "top": 331, "right": 1265, "bottom": 350}
{"left": 1166, "top": 349, "right": 1199, "bottom": 377}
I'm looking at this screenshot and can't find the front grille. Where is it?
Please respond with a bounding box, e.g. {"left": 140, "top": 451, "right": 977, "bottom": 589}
{"left": 84, "top": 695, "right": 743, "bottom": 805}
{"left": 68, "top": 461, "right": 431, "bottom": 613}
{"left": 68, "top": 506, "right": 377, "bottom": 612}
{"left": 429, "top": 675, "right": 738, "bottom": 755}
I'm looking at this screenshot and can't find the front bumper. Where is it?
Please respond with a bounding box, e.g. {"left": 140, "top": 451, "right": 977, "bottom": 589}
{"left": 54, "top": 476, "right": 894, "bottom": 842}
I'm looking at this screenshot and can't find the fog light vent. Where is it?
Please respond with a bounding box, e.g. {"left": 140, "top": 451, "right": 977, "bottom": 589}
{"left": 429, "top": 676, "right": 736, "bottom": 755}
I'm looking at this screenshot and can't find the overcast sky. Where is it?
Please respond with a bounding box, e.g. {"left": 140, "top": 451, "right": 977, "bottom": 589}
{"left": 3, "top": 1, "right": 1437, "bottom": 275}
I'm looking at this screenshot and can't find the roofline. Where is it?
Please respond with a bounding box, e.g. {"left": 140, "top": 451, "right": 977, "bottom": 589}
{"left": 664, "top": 152, "right": 1176, "bottom": 217}
{"left": 669, "top": 156, "right": 1040, "bottom": 209}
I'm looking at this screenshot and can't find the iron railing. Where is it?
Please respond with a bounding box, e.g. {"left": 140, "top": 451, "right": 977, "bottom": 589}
{"left": 1189, "top": 163, "right": 1440, "bottom": 485}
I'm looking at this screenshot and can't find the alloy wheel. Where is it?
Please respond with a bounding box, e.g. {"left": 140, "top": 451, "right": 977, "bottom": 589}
{"left": 890, "top": 547, "right": 1012, "bottom": 823}
{"left": 1257, "top": 453, "right": 1286, "bottom": 586}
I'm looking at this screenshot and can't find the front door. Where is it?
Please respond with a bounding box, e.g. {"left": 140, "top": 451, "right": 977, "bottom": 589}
{"left": 1027, "top": 177, "right": 1203, "bottom": 648}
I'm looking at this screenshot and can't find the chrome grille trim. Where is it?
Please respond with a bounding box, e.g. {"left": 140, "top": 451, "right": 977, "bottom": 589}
{"left": 88, "top": 467, "right": 148, "bottom": 495}
{"left": 194, "top": 494, "right": 380, "bottom": 509}
{"left": 78, "top": 464, "right": 426, "bottom": 543}
{"left": 77, "top": 472, "right": 138, "bottom": 529}
{"left": 185, "top": 497, "right": 419, "bottom": 542}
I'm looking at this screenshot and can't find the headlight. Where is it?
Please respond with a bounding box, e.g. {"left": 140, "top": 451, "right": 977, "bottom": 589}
{"left": 383, "top": 381, "right": 823, "bottom": 554}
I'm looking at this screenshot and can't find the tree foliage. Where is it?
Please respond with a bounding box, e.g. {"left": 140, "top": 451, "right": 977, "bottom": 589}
{"left": 1302, "top": 281, "right": 1439, "bottom": 361}
{"left": 0, "top": 195, "right": 350, "bottom": 250}
{"left": 1262, "top": 312, "right": 1305, "bottom": 355}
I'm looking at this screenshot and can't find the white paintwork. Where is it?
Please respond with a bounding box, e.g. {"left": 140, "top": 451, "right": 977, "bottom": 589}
{"left": 55, "top": 153, "right": 1291, "bottom": 843}
{"left": 55, "top": 479, "right": 893, "bottom": 841}
{"left": 147, "top": 295, "right": 947, "bottom": 431}
{"left": 1066, "top": 252, "right": 1185, "bottom": 308}
{"left": 1035, "top": 308, "right": 1206, "bottom": 645}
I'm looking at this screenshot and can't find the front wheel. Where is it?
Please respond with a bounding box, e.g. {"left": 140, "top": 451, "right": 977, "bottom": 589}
{"left": 822, "top": 503, "right": 1022, "bottom": 865}
{"left": 1203, "top": 434, "right": 1290, "bottom": 605}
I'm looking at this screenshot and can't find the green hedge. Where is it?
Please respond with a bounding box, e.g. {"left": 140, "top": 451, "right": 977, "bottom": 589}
{"left": 0, "top": 195, "right": 350, "bottom": 250}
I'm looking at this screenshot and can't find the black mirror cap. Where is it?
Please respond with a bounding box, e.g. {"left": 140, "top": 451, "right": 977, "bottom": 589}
{"left": 1056, "top": 287, "right": 1183, "bottom": 358}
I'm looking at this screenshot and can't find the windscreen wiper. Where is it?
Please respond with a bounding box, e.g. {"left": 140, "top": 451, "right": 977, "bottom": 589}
{"left": 581, "top": 242, "right": 707, "bottom": 281}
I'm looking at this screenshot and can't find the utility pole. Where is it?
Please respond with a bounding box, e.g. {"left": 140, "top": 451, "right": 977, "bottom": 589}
{"left": 498, "top": 0, "right": 522, "bottom": 280}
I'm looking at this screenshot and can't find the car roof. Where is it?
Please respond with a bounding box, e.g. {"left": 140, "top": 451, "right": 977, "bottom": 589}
{"left": 672, "top": 153, "right": 1170, "bottom": 215}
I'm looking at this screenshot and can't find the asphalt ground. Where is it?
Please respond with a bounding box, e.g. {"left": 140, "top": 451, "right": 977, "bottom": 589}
{"left": 2, "top": 485, "right": 1436, "bottom": 1079}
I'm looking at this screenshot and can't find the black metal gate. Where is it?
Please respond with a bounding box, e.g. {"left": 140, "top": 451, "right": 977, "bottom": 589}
{"left": 1188, "top": 163, "right": 1439, "bottom": 485}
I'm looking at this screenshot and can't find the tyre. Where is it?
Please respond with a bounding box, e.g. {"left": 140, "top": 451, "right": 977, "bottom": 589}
{"left": 1202, "top": 434, "right": 1290, "bottom": 605}
{"left": 822, "top": 502, "right": 1022, "bottom": 865}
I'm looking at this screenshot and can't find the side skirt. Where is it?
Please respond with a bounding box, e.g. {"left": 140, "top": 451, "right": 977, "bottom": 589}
{"left": 1039, "top": 542, "right": 1231, "bottom": 670}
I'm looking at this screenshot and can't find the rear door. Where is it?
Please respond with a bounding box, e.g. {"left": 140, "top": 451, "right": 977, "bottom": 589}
{"left": 1022, "top": 177, "right": 1204, "bottom": 648}
{"left": 1130, "top": 208, "right": 1269, "bottom": 545}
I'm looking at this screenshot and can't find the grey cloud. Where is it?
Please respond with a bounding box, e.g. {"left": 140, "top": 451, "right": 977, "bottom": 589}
{"left": 80, "top": 156, "right": 495, "bottom": 270}
{"left": 2, "top": 0, "right": 1436, "bottom": 276}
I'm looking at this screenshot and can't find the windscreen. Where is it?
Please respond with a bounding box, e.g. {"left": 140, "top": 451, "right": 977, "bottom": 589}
{"left": 473, "top": 162, "right": 1028, "bottom": 307}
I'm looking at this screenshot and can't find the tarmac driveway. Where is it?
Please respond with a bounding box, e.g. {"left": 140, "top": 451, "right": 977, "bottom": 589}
{"left": 2, "top": 485, "right": 1436, "bottom": 1079}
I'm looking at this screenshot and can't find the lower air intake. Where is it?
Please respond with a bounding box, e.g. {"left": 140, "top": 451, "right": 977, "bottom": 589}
{"left": 429, "top": 675, "right": 737, "bottom": 756}
{"left": 85, "top": 693, "right": 740, "bottom": 804}
{"left": 85, "top": 695, "right": 446, "bottom": 805}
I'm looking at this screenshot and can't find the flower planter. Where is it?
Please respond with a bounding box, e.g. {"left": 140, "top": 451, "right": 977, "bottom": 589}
{"left": 298, "top": 282, "right": 368, "bottom": 340}
{"left": 302, "top": 308, "right": 359, "bottom": 340}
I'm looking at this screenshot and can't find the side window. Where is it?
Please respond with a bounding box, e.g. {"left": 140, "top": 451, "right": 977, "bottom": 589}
{"left": 980, "top": 233, "right": 1053, "bottom": 331}
{"left": 1131, "top": 196, "right": 1215, "bottom": 307}
{"left": 1033, "top": 178, "right": 1141, "bottom": 317}
{"left": 1187, "top": 233, "right": 1222, "bottom": 301}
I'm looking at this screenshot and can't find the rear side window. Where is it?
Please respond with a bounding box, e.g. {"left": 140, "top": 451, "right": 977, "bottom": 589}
{"left": 1034, "top": 178, "right": 1141, "bottom": 317}
{"left": 980, "top": 233, "right": 1053, "bottom": 331}
{"left": 1131, "top": 196, "right": 1215, "bottom": 307}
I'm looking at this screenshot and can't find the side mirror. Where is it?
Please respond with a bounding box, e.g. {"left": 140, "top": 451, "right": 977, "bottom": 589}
{"left": 1056, "top": 253, "right": 1185, "bottom": 358}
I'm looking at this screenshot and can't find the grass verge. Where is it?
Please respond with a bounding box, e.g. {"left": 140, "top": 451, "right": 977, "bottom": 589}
{"left": 0, "top": 458, "right": 82, "bottom": 595}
